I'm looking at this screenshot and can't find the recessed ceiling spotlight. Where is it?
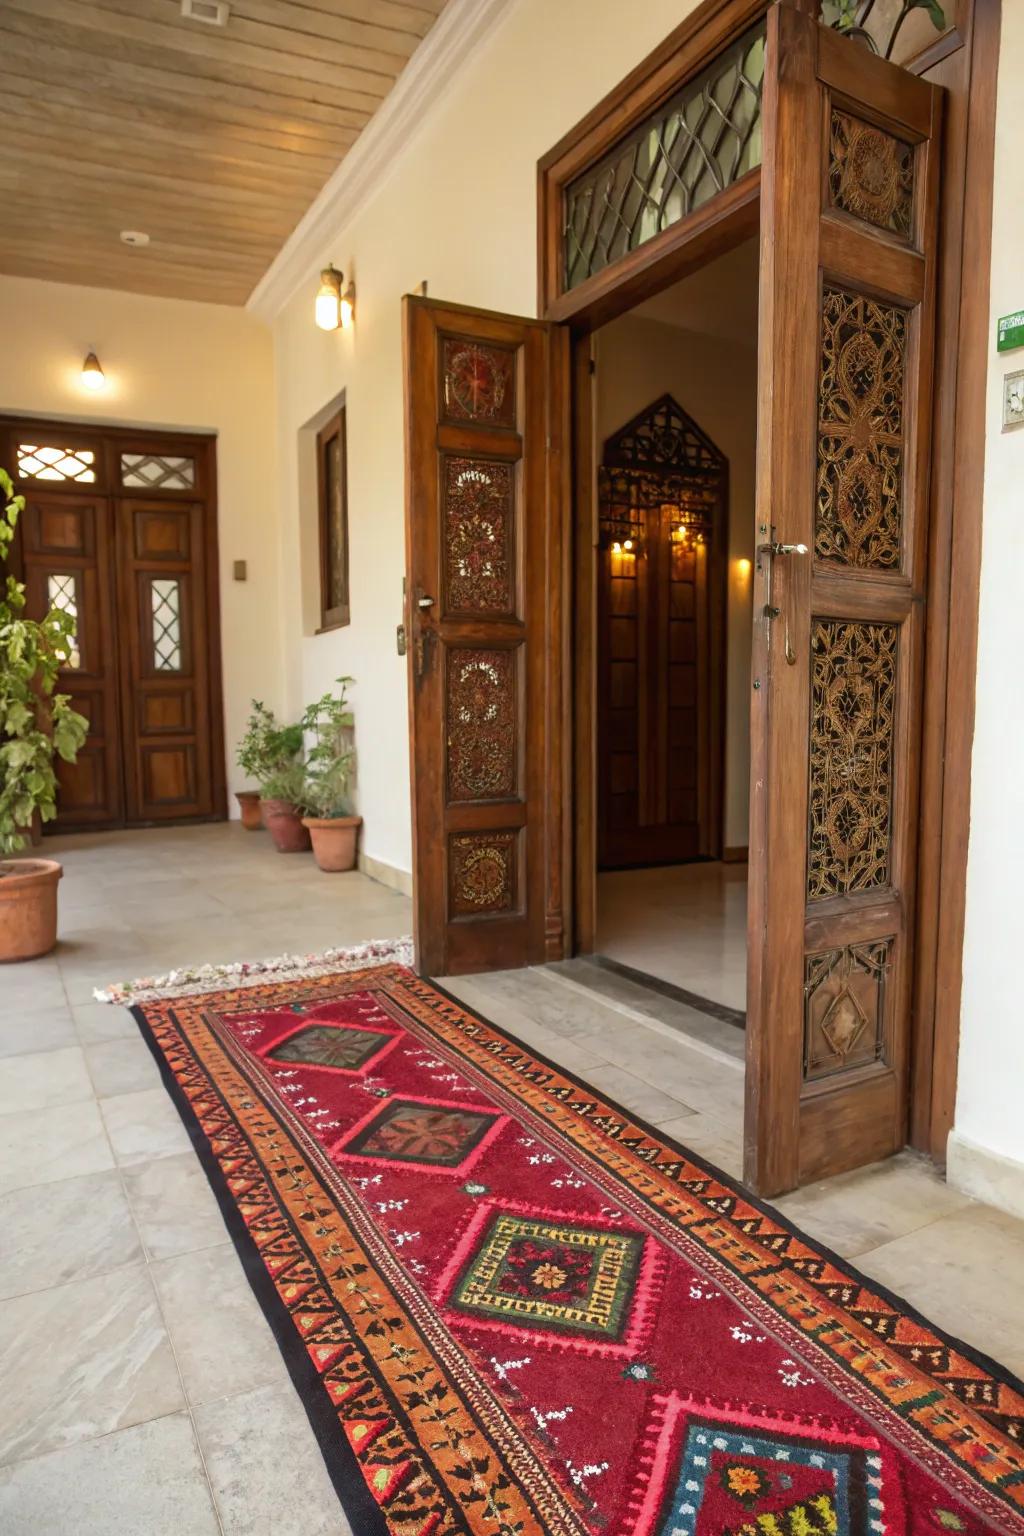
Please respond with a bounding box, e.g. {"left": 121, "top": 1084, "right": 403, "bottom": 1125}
{"left": 120, "top": 230, "right": 150, "bottom": 248}
{"left": 181, "top": 0, "right": 229, "bottom": 25}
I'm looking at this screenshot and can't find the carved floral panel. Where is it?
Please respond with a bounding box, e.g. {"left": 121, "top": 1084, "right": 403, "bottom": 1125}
{"left": 446, "top": 648, "right": 517, "bottom": 803}
{"left": 804, "top": 938, "right": 891, "bottom": 1082}
{"left": 449, "top": 831, "right": 517, "bottom": 917}
{"left": 828, "top": 109, "right": 914, "bottom": 239}
{"left": 441, "top": 337, "right": 516, "bottom": 427}
{"left": 443, "top": 457, "right": 515, "bottom": 615}
{"left": 816, "top": 286, "right": 907, "bottom": 570}
{"left": 808, "top": 620, "right": 897, "bottom": 900}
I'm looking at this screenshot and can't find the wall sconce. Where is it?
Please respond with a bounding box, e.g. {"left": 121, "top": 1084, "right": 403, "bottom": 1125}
{"left": 81, "top": 349, "right": 106, "bottom": 390}
{"left": 735, "top": 557, "right": 752, "bottom": 579}
{"left": 314, "top": 265, "right": 344, "bottom": 331}
{"left": 341, "top": 279, "right": 356, "bottom": 329}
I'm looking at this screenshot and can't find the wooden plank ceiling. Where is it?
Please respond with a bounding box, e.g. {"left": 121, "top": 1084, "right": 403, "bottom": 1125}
{"left": 0, "top": 0, "right": 449, "bottom": 305}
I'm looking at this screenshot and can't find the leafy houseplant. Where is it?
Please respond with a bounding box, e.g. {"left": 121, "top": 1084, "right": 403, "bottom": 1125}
{"left": 233, "top": 700, "right": 278, "bottom": 828}
{"left": 255, "top": 715, "right": 309, "bottom": 854}
{"left": 822, "top": 0, "right": 946, "bottom": 58}
{"left": 0, "top": 467, "right": 88, "bottom": 960}
{"left": 300, "top": 677, "right": 362, "bottom": 873}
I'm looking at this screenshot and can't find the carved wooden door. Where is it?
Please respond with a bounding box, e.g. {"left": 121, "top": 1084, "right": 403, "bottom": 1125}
{"left": 746, "top": 8, "right": 942, "bottom": 1195}
{"left": 404, "top": 298, "right": 568, "bottom": 976}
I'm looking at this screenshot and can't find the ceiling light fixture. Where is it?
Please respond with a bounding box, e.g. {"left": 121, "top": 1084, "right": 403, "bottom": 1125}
{"left": 120, "top": 230, "right": 150, "bottom": 248}
{"left": 181, "top": 0, "right": 229, "bottom": 26}
{"left": 315, "top": 265, "right": 343, "bottom": 331}
{"left": 81, "top": 350, "right": 106, "bottom": 391}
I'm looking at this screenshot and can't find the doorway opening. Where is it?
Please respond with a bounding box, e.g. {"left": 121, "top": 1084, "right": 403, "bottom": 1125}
{"left": 588, "top": 241, "right": 759, "bottom": 1023}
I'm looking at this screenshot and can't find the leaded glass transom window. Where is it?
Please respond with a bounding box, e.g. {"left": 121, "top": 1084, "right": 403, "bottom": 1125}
{"left": 150, "top": 579, "right": 182, "bottom": 672}
{"left": 47, "top": 574, "right": 81, "bottom": 669}
{"left": 121, "top": 453, "right": 196, "bottom": 491}
{"left": 17, "top": 444, "right": 96, "bottom": 483}
{"left": 563, "top": 20, "right": 766, "bottom": 290}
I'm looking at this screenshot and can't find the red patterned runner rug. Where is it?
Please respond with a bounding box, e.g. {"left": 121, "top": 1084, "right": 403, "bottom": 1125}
{"left": 127, "top": 959, "right": 1024, "bottom": 1536}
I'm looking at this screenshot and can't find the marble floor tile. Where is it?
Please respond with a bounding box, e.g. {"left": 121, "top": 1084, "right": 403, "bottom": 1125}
{"left": 657, "top": 1110, "right": 745, "bottom": 1179}
{"left": 71, "top": 999, "right": 143, "bottom": 1045}
{"left": 0, "top": 1268, "right": 183, "bottom": 1465}
{"left": 0, "top": 1169, "right": 143, "bottom": 1300}
{"left": 583, "top": 1062, "right": 696, "bottom": 1126}
{"left": 0, "top": 1044, "right": 94, "bottom": 1118}
{"left": 0, "top": 1098, "right": 114, "bottom": 1196}
{"left": 196, "top": 1382, "right": 352, "bottom": 1535}
{"left": 85, "top": 1037, "right": 162, "bottom": 1099}
{"left": 151, "top": 1243, "right": 287, "bottom": 1406}
{"left": 0, "top": 1004, "right": 78, "bottom": 1060}
{"left": 100, "top": 1087, "right": 192, "bottom": 1167}
{"left": 0, "top": 1414, "right": 221, "bottom": 1536}
{"left": 122, "top": 1152, "right": 228, "bottom": 1261}
{"left": 773, "top": 1151, "right": 973, "bottom": 1259}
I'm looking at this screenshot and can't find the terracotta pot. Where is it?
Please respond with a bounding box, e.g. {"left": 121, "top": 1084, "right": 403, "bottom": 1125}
{"left": 235, "top": 790, "right": 263, "bottom": 831}
{"left": 0, "top": 858, "right": 63, "bottom": 962}
{"left": 302, "top": 815, "right": 362, "bottom": 873}
{"left": 260, "top": 798, "right": 311, "bottom": 853}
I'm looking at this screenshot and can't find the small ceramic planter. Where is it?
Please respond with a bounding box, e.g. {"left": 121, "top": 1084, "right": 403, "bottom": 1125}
{"left": 302, "top": 815, "right": 362, "bottom": 873}
{"left": 0, "top": 858, "right": 63, "bottom": 962}
{"left": 260, "top": 798, "right": 312, "bottom": 853}
{"left": 235, "top": 790, "right": 263, "bottom": 831}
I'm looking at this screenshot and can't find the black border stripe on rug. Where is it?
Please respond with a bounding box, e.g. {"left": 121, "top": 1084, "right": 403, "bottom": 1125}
{"left": 131, "top": 1001, "right": 390, "bottom": 1536}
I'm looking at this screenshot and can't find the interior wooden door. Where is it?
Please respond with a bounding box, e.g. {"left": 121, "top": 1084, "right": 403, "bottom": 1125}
{"left": 18, "top": 488, "right": 124, "bottom": 826}
{"left": 404, "top": 297, "right": 568, "bottom": 976}
{"left": 746, "top": 6, "right": 942, "bottom": 1195}
{"left": 115, "top": 494, "right": 217, "bottom": 822}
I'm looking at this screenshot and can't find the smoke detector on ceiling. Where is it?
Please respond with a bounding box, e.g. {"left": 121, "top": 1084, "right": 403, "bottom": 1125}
{"left": 181, "top": 0, "right": 229, "bottom": 25}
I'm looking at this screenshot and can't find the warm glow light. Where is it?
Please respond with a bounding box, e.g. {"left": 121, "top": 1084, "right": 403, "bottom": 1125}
{"left": 623, "top": 538, "right": 633, "bottom": 551}
{"left": 611, "top": 541, "right": 622, "bottom": 554}
{"left": 340, "top": 280, "right": 356, "bottom": 329}
{"left": 736, "top": 557, "right": 752, "bottom": 579}
{"left": 81, "top": 350, "right": 106, "bottom": 390}
{"left": 315, "top": 265, "right": 343, "bottom": 330}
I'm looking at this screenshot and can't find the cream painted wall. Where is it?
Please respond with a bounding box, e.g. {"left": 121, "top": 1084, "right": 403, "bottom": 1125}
{"left": 0, "top": 274, "right": 281, "bottom": 812}
{"left": 270, "top": 0, "right": 705, "bottom": 881}
{"left": 593, "top": 314, "right": 757, "bottom": 851}
{"left": 948, "top": 0, "right": 1024, "bottom": 1215}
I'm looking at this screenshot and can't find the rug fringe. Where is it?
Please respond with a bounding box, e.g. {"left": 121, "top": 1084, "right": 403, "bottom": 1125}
{"left": 93, "top": 936, "right": 415, "bottom": 1005}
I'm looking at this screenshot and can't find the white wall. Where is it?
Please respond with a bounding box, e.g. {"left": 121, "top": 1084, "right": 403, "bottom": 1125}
{"left": 0, "top": 275, "right": 281, "bottom": 812}
{"left": 949, "top": 0, "right": 1024, "bottom": 1217}
{"left": 270, "top": 0, "right": 705, "bottom": 882}
{"left": 594, "top": 312, "right": 757, "bottom": 851}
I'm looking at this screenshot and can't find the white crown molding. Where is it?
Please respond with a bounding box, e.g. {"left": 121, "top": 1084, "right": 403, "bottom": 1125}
{"left": 246, "top": 0, "right": 515, "bottom": 322}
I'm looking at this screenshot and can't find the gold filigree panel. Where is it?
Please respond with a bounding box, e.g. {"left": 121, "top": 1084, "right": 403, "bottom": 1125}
{"left": 441, "top": 338, "right": 516, "bottom": 428}
{"left": 804, "top": 938, "right": 891, "bottom": 1081}
{"left": 446, "top": 648, "right": 517, "bottom": 803}
{"left": 828, "top": 109, "right": 914, "bottom": 238}
{"left": 449, "top": 832, "right": 517, "bottom": 917}
{"left": 808, "top": 620, "right": 897, "bottom": 900}
{"left": 443, "top": 458, "right": 515, "bottom": 615}
{"left": 816, "top": 287, "right": 907, "bottom": 570}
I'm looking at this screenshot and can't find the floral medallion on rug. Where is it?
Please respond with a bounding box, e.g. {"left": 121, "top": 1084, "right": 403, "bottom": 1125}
{"left": 125, "top": 954, "right": 1024, "bottom": 1536}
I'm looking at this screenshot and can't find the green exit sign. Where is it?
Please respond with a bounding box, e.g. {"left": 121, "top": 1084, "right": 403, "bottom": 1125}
{"left": 998, "top": 311, "right": 1024, "bottom": 352}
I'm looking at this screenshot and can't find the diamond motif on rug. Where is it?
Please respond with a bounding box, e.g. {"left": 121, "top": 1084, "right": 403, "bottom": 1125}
{"left": 333, "top": 1095, "right": 505, "bottom": 1174}
{"left": 266, "top": 1023, "right": 395, "bottom": 1072}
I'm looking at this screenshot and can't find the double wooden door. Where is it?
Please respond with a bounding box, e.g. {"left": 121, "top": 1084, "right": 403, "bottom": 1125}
{"left": 5, "top": 420, "right": 224, "bottom": 830}
{"left": 405, "top": 5, "right": 944, "bottom": 1197}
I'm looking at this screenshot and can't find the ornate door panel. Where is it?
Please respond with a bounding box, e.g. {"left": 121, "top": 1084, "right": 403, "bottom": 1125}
{"left": 115, "top": 496, "right": 216, "bottom": 822}
{"left": 404, "top": 298, "right": 568, "bottom": 975}
{"left": 746, "top": 10, "right": 942, "bottom": 1194}
{"left": 17, "top": 488, "right": 124, "bottom": 826}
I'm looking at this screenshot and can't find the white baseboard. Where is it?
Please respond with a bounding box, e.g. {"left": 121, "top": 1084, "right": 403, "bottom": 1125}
{"left": 358, "top": 851, "right": 413, "bottom": 898}
{"left": 946, "top": 1129, "right": 1024, "bottom": 1222}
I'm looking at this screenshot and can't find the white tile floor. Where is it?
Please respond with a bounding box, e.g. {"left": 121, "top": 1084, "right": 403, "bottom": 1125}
{"left": 596, "top": 861, "right": 748, "bottom": 1009}
{"left": 1, "top": 824, "right": 1021, "bottom": 1534}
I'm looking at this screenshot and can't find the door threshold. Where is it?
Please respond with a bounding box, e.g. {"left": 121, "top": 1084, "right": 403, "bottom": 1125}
{"left": 588, "top": 955, "right": 746, "bottom": 1030}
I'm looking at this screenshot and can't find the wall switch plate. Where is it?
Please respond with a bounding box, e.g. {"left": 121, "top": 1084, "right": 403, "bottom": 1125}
{"left": 1003, "top": 369, "right": 1024, "bottom": 430}
{"left": 233, "top": 559, "right": 247, "bottom": 581}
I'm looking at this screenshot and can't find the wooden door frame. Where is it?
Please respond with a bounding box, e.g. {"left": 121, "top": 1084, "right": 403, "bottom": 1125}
{"left": 2, "top": 415, "right": 227, "bottom": 828}
{"left": 537, "top": 0, "right": 999, "bottom": 1165}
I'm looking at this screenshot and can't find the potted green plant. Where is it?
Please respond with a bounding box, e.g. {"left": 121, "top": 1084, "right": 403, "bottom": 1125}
{"left": 258, "top": 718, "right": 310, "bottom": 853}
{"left": 0, "top": 467, "right": 88, "bottom": 961}
{"left": 234, "top": 700, "right": 277, "bottom": 829}
{"left": 300, "top": 677, "right": 362, "bottom": 872}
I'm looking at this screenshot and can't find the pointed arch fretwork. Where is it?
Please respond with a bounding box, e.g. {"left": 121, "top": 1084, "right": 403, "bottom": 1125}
{"left": 603, "top": 394, "right": 728, "bottom": 476}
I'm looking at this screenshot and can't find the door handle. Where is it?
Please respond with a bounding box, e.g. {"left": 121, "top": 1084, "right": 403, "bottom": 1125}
{"left": 759, "top": 541, "right": 808, "bottom": 558}
{"left": 416, "top": 594, "right": 435, "bottom": 609}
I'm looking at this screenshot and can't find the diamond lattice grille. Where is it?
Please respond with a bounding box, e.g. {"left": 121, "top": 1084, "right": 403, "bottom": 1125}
{"left": 17, "top": 444, "right": 96, "bottom": 483}
{"left": 563, "top": 20, "right": 766, "bottom": 290}
{"left": 47, "top": 574, "right": 81, "bottom": 669}
{"left": 150, "top": 579, "right": 182, "bottom": 672}
{"left": 121, "top": 453, "right": 196, "bottom": 490}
